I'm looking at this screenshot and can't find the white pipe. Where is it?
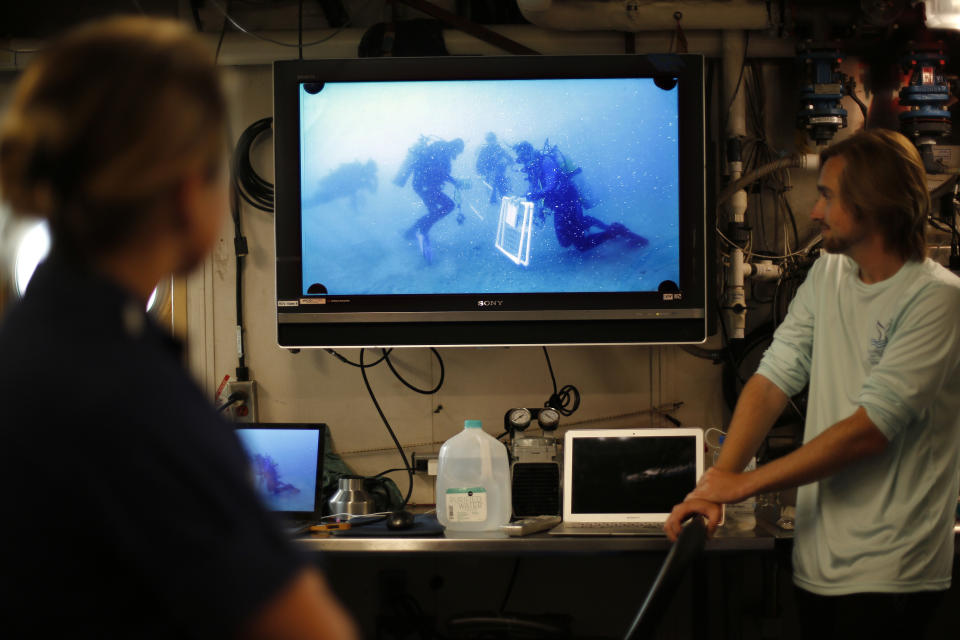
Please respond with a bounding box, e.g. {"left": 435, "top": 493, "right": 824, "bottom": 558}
{"left": 745, "top": 260, "right": 782, "bottom": 281}
{"left": 518, "top": 0, "right": 773, "bottom": 32}
{"left": 722, "top": 29, "right": 748, "bottom": 339}
{"left": 722, "top": 30, "right": 748, "bottom": 142}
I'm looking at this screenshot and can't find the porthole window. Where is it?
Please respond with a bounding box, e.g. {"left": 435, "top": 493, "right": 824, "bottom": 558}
{"left": 12, "top": 219, "right": 161, "bottom": 311}
{"left": 14, "top": 220, "right": 50, "bottom": 297}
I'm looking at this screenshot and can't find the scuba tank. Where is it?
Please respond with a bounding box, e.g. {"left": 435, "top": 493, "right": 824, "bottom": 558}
{"left": 542, "top": 139, "right": 580, "bottom": 177}
{"left": 393, "top": 135, "right": 435, "bottom": 187}
{"left": 541, "top": 138, "right": 597, "bottom": 210}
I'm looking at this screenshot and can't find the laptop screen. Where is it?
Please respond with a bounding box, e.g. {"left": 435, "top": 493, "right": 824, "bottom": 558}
{"left": 563, "top": 428, "right": 703, "bottom": 522}
{"left": 235, "top": 424, "right": 326, "bottom": 516}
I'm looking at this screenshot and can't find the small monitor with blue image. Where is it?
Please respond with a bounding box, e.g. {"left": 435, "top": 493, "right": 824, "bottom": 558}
{"left": 235, "top": 426, "right": 322, "bottom": 514}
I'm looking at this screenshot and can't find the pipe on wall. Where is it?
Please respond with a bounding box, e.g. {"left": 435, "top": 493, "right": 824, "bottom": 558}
{"left": 208, "top": 25, "right": 796, "bottom": 65}
{"left": 0, "top": 25, "right": 796, "bottom": 71}
{"left": 517, "top": 0, "right": 775, "bottom": 32}
{"left": 722, "top": 29, "right": 748, "bottom": 340}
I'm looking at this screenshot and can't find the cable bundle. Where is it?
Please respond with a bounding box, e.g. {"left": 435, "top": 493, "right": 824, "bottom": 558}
{"left": 232, "top": 117, "right": 274, "bottom": 213}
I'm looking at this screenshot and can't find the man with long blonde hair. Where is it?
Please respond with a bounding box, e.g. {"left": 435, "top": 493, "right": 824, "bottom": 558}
{"left": 667, "top": 129, "right": 960, "bottom": 638}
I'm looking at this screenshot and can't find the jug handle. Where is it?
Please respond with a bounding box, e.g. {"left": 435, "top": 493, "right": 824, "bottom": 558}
{"left": 481, "top": 433, "right": 493, "bottom": 478}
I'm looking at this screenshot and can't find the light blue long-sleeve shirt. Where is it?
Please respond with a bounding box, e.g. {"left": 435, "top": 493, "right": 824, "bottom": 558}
{"left": 756, "top": 253, "right": 960, "bottom": 595}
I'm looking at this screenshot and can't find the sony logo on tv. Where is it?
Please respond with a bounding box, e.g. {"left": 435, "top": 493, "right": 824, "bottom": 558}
{"left": 477, "top": 300, "right": 504, "bottom": 307}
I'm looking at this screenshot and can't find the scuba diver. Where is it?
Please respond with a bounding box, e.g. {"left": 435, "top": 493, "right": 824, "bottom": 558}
{"left": 475, "top": 132, "right": 512, "bottom": 205}
{"left": 306, "top": 159, "right": 378, "bottom": 212}
{"left": 394, "top": 136, "right": 469, "bottom": 263}
{"left": 513, "top": 140, "right": 648, "bottom": 252}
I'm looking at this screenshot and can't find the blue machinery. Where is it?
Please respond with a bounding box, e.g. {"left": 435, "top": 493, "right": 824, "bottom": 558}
{"left": 899, "top": 42, "right": 952, "bottom": 172}
{"left": 797, "top": 44, "right": 848, "bottom": 145}
{"left": 797, "top": 40, "right": 952, "bottom": 166}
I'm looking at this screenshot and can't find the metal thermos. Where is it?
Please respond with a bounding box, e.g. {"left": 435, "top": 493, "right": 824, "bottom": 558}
{"left": 328, "top": 475, "right": 375, "bottom": 517}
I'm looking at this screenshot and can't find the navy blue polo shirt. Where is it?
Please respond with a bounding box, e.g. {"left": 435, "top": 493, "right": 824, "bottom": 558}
{"left": 0, "top": 255, "right": 304, "bottom": 638}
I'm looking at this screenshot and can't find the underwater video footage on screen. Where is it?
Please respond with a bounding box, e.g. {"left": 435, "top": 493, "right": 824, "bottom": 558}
{"left": 235, "top": 428, "right": 319, "bottom": 513}
{"left": 299, "top": 77, "right": 680, "bottom": 297}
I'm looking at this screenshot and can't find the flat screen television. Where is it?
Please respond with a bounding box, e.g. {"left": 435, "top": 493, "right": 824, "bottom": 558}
{"left": 273, "top": 54, "right": 709, "bottom": 348}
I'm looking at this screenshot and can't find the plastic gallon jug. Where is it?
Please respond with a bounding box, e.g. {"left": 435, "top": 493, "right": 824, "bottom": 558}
{"left": 436, "top": 420, "right": 511, "bottom": 532}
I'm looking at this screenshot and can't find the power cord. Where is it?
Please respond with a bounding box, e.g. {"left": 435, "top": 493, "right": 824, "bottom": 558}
{"left": 208, "top": 0, "right": 368, "bottom": 49}
{"left": 215, "top": 392, "right": 244, "bottom": 413}
{"left": 233, "top": 118, "right": 274, "bottom": 213}
{"left": 326, "top": 348, "right": 391, "bottom": 367}
{"left": 541, "top": 346, "right": 580, "bottom": 416}
{"left": 385, "top": 348, "right": 445, "bottom": 395}
{"left": 359, "top": 348, "right": 413, "bottom": 508}
{"left": 349, "top": 348, "right": 447, "bottom": 509}
{"left": 227, "top": 117, "right": 277, "bottom": 381}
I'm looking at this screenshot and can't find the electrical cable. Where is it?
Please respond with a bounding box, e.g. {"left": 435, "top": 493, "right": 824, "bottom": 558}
{"left": 326, "top": 348, "right": 391, "bottom": 368}
{"left": 231, "top": 181, "right": 248, "bottom": 381}
{"left": 322, "top": 510, "right": 393, "bottom": 523}
{"left": 327, "top": 347, "right": 446, "bottom": 509}
{"left": 233, "top": 117, "right": 274, "bottom": 213}
{"left": 208, "top": 0, "right": 365, "bottom": 48}
{"left": 541, "top": 346, "right": 580, "bottom": 416}
{"left": 929, "top": 173, "right": 960, "bottom": 201}
{"left": 226, "top": 120, "right": 251, "bottom": 381}
{"left": 298, "top": 0, "right": 304, "bottom": 60}
{"left": 214, "top": 1, "right": 230, "bottom": 64}
{"left": 716, "top": 227, "right": 813, "bottom": 260}
{"left": 321, "top": 511, "right": 390, "bottom": 529}
{"left": 704, "top": 426, "right": 726, "bottom": 450}
{"left": 360, "top": 348, "right": 415, "bottom": 508}
{"left": 716, "top": 307, "right": 745, "bottom": 390}
{"left": 845, "top": 76, "right": 869, "bottom": 124}
{"left": 383, "top": 348, "right": 445, "bottom": 395}
{"left": 499, "top": 558, "right": 522, "bottom": 615}
{"left": 374, "top": 467, "right": 408, "bottom": 477}
{"left": 680, "top": 345, "right": 725, "bottom": 363}
{"left": 929, "top": 217, "right": 954, "bottom": 233}
{"left": 216, "top": 393, "right": 243, "bottom": 413}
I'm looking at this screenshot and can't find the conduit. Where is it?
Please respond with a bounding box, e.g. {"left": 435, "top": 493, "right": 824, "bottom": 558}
{"left": 517, "top": 0, "right": 774, "bottom": 32}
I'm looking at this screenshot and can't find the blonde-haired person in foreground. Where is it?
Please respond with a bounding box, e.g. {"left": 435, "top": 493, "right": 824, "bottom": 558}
{"left": 0, "top": 16, "right": 356, "bottom": 639}
{"left": 666, "top": 128, "right": 960, "bottom": 638}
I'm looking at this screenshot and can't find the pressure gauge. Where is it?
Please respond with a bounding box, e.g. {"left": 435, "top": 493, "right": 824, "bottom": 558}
{"left": 537, "top": 407, "right": 560, "bottom": 431}
{"left": 506, "top": 407, "right": 532, "bottom": 433}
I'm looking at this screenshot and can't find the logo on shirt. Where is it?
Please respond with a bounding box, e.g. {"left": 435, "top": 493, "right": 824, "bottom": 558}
{"left": 868, "top": 321, "right": 889, "bottom": 365}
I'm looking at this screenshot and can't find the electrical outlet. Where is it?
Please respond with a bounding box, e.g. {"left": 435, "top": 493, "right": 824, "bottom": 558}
{"left": 411, "top": 452, "right": 439, "bottom": 475}
{"left": 225, "top": 380, "right": 257, "bottom": 423}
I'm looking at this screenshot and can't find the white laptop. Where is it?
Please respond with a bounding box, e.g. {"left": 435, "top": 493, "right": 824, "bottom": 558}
{"left": 549, "top": 427, "right": 704, "bottom": 536}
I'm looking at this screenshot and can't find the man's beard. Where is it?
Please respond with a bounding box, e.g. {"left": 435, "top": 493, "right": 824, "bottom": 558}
{"left": 820, "top": 223, "right": 868, "bottom": 255}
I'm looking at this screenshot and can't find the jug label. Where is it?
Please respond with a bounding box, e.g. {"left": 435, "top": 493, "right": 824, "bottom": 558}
{"left": 445, "top": 487, "right": 488, "bottom": 522}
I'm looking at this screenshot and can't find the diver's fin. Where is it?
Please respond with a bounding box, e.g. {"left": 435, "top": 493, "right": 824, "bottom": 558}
{"left": 416, "top": 230, "right": 433, "bottom": 264}
{"left": 612, "top": 223, "right": 649, "bottom": 248}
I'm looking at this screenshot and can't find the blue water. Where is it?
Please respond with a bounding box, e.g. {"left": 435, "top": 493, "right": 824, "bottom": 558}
{"left": 300, "top": 77, "right": 679, "bottom": 296}
{"left": 236, "top": 428, "right": 320, "bottom": 512}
